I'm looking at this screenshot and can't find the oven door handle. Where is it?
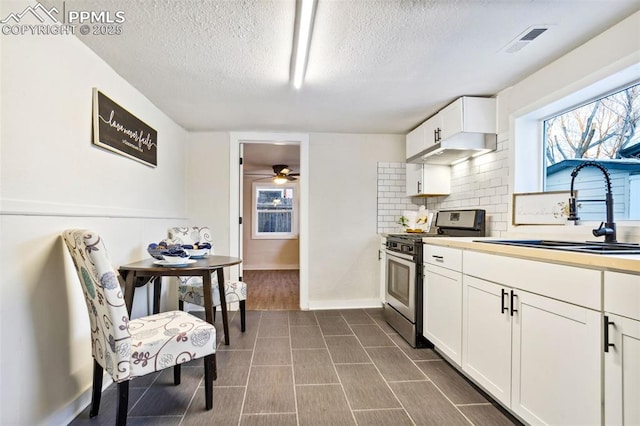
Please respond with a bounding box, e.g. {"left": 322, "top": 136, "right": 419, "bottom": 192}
{"left": 384, "top": 250, "right": 415, "bottom": 262}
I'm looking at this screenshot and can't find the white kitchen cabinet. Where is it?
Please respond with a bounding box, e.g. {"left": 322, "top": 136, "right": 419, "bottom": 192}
{"left": 461, "top": 250, "right": 602, "bottom": 425}
{"left": 604, "top": 313, "right": 640, "bottom": 426}
{"left": 462, "top": 275, "right": 512, "bottom": 406}
{"left": 424, "top": 265, "right": 462, "bottom": 365}
{"left": 406, "top": 115, "right": 440, "bottom": 160}
{"left": 604, "top": 271, "right": 640, "bottom": 425}
{"left": 423, "top": 245, "right": 462, "bottom": 365}
{"left": 406, "top": 96, "right": 495, "bottom": 162}
{"left": 463, "top": 275, "right": 601, "bottom": 425}
{"left": 438, "top": 96, "right": 496, "bottom": 141}
{"left": 379, "top": 236, "right": 387, "bottom": 304}
{"left": 511, "top": 290, "right": 601, "bottom": 426}
{"left": 405, "top": 163, "right": 450, "bottom": 197}
{"left": 406, "top": 121, "right": 426, "bottom": 160}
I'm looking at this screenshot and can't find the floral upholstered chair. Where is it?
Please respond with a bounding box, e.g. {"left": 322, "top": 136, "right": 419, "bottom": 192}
{"left": 62, "top": 229, "right": 216, "bottom": 425}
{"left": 167, "top": 226, "right": 247, "bottom": 334}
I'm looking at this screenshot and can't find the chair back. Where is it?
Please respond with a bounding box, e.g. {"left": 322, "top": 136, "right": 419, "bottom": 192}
{"left": 63, "top": 229, "right": 131, "bottom": 382}
{"left": 168, "top": 226, "right": 214, "bottom": 253}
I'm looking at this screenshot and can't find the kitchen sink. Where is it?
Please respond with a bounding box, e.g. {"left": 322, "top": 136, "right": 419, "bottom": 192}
{"left": 475, "top": 239, "right": 640, "bottom": 255}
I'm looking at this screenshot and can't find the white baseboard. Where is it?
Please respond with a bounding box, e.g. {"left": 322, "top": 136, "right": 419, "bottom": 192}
{"left": 308, "top": 298, "right": 383, "bottom": 310}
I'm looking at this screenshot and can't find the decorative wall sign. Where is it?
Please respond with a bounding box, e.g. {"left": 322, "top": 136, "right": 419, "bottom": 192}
{"left": 512, "top": 191, "right": 575, "bottom": 225}
{"left": 92, "top": 88, "right": 157, "bottom": 167}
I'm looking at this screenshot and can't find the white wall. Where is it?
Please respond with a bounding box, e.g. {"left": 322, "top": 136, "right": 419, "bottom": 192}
{"left": 0, "top": 5, "right": 189, "bottom": 424}
{"left": 307, "top": 133, "right": 405, "bottom": 308}
{"left": 426, "top": 11, "right": 640, "bottom": 240}
{"left": 185, "top": 131, "right": 231, "bottom": 252}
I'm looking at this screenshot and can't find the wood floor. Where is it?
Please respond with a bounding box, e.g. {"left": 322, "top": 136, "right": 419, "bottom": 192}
{"left": 243, "top": 269, "right": 299, "bottom": 311}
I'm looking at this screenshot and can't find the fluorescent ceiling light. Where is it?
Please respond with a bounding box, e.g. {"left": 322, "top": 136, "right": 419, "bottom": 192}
{"left": 291, "top": 0, "right": 318, "bottom": 89}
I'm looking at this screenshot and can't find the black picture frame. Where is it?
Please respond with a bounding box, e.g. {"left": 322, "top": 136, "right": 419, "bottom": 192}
{"left": 92, "top": 88, "right": 158, "bottom": 167}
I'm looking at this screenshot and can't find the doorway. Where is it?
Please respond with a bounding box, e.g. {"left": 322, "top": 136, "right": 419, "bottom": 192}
{"left": 229, "top": 132, "right": 310, "bottom": 310}
{"left": 242, "top": 143, "right": 300, "bottom": 310}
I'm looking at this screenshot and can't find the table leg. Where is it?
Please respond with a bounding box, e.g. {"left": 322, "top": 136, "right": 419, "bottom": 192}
{"left": 153, "top": 277, "right": 161, "bottom": 314}
{"left": 203, "top": 271, "right": 231, "bottom": 345}
{"left": 217, "top": 268, "right": 230, "bottom": 345}
{"left": 123, "top": 272, "right": 135, "bottom": 316}
{"left": 202, "top": 272, "right": 214, "bottom": 325}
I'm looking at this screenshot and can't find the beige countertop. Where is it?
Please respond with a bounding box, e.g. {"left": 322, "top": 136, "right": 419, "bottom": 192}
{"left": 422, "top": 237, "right": 640, "bottom": 274}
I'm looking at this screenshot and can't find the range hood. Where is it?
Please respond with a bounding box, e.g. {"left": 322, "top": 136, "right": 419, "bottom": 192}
{"left": 408, "top": 132, "right": 497, "bottom": 165}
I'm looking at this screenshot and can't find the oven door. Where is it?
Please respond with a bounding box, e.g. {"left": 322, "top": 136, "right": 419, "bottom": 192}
{"left": 384, "top": 249, "right": 416, "bottom": 322}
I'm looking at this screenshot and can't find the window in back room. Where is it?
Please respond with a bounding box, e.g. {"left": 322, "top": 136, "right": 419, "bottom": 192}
{"left": 543, "top": 81, "right": 640, "bottom": 220}
{"left": 252, "top": 182, "right": 298, "bottom": 239}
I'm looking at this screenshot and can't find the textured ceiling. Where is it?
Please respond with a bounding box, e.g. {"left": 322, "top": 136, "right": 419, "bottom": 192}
{"left": 43, "top": 0, "right": 640, "bottom": 133}
{"left": 242, "top": 144, "right": 300, "bottom": 174}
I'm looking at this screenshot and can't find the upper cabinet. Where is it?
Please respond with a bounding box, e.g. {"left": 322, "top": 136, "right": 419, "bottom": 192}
{"left": 406, "top": 96, "right": 497, "bottom": 164}
{"left": 406, "top": 121, "right": 425, "bottom": 160}
{"left": 405, "top": 115, "right": 441, "bottom": 160}
{"left": 406, "top": 163, "right": 450, "bottom": 197}
{"left": 438, "top": 97, "right": 496, "bottom": 140}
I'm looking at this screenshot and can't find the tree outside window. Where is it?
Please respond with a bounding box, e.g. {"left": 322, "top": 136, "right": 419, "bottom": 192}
{"left": 544, "top": 82, "right": 640, "bottom": 220}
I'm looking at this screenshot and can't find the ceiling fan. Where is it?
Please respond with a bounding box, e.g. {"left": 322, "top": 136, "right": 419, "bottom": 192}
{"left": 244, "top": 164, "right": 300, "bottom": 184}
{"left": 271, "top": 164, "right": 299, "bottom": 184}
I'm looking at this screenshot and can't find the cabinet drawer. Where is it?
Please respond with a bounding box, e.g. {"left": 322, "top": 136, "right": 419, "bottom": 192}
{"left": 463, "top": 250, "right": 601, "bottom": 310}
{"left": 605, "top": 271, "right": 640, "bottom": 321}
{"left": 424, "top": 245, "right": 462, "bottom": 271}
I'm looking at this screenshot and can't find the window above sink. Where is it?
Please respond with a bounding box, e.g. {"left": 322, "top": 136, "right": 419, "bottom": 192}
{"left": 512, "top": 66, "right": 640, "bottom": 225}
{"left": 543, "top": 82, "right": 640, "bottom": 221}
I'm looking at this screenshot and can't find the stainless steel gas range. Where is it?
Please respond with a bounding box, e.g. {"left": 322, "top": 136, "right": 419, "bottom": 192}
{"left": 383, "top": 209, "right": 486, "bottom": 348}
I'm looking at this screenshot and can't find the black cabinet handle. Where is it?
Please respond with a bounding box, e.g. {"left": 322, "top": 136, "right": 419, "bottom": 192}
{"left": 510, "top": 290, "right": 518, "bottom": 316}
{"left": 431, "top": 255, "right": 444, "bottom": 262}
{"left": 604, "top": 315, "right": 615, "bottom": 353}
{"left": 501, "top": 289, "right": 508, "bottom": 314}
{"left": 417, "top": 181, "right": 421, "bottom": 194}
{"left": 433, "top": 129, "right": 438, "bottom": 143}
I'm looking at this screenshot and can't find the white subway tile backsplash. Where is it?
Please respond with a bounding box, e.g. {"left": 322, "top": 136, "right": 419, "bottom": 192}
{"left": 377, "top": 146, "right": 509, "bottom": 235}
{"left": 376, "top": 161, "right": 421, "bottom": 233}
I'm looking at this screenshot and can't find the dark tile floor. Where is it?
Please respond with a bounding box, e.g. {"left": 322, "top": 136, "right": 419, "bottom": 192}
{"left": 70, "top": 309, "right": 518, "bottom": 425}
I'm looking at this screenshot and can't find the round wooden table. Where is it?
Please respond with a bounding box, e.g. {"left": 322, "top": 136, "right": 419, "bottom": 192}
{"left": 119, "top": 255, "right": 242, "bottom": 345}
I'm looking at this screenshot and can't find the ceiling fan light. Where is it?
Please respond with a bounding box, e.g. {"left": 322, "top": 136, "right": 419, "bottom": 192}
{"left": 273, "top": 175, "right": 288, "bottom": 184}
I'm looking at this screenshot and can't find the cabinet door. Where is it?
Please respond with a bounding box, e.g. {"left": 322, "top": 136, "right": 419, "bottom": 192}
{"left": 406, "top": 122, "right": 426, "bottom": 160}
{"left": 439, "top": 98, "right": 464, "bottom": 141}
{"left": 462, "top": 275, "right": 512, "bottom": 406}
{"left": 421, "top": 164, "right": 450, "bottom": 195}
{"left": 423, "top": 114, "right": 441, "bottom": 146}
{"left": 423, "top": 264, "right": 462, "bottom": 365}
{"left": 604, "top": 314, "right": 640, "bottom": 426}
{"left": 379, "top": 239, "right": 387, "bottom": 303}
{"left": 511, "top": 290, "right": 601, "bottom": 425}
{"left": 439, "top": 97, "right": 497, "bottom": 141}
{"left": 405, "top": 163, "right": 423, "bottom": 196}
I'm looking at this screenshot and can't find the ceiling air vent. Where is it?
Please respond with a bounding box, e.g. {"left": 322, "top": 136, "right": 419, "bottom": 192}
{"left": 502, "top": 26, "right": 550, "bottom": 53}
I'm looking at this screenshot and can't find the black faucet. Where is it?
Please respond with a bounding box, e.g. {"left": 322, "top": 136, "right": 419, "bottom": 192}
{"left": 567, "top": 161, "right": 617, "bottom": 243}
